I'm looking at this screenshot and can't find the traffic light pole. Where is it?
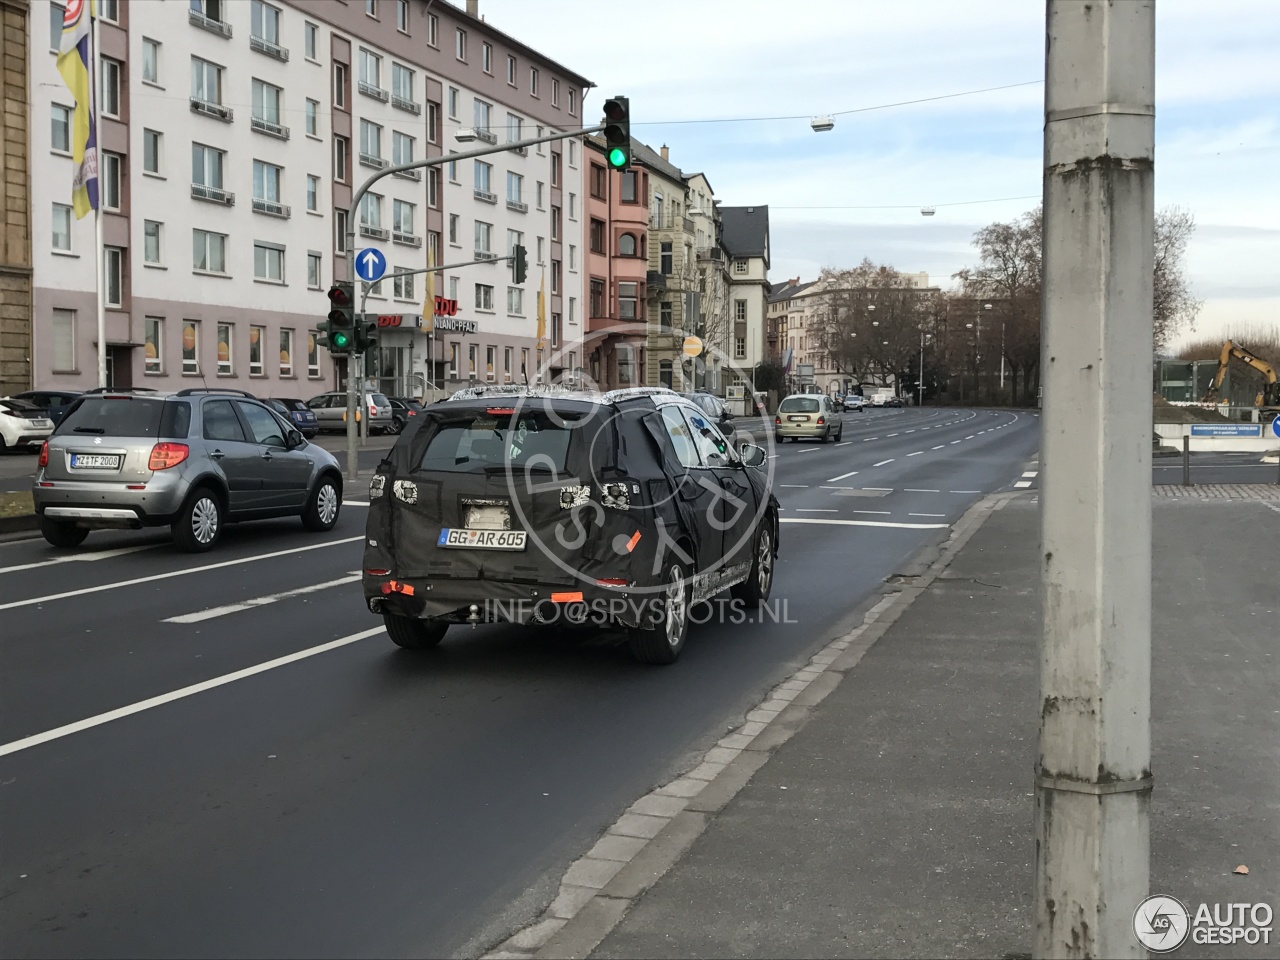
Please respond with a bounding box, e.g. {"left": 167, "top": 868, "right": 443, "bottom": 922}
{"left": 341, "top": 123, "right": 608, "bottom": 484}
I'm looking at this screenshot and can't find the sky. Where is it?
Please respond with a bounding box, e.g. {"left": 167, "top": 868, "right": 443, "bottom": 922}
{"left": 463, "top": 0, "right": 1280, "bottom": 351}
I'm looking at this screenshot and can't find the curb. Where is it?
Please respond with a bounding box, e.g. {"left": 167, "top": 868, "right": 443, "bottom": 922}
{"left": 0, "top": 514, "right": 38, "bottom": 536}
{"left": 479, "top": 489, "right": 1021, "bottom": 960}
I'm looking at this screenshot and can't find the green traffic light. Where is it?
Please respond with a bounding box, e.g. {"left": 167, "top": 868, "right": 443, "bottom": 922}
{"left": 332, "top": 331, "right": 351, "bottom": 348}
{"left": 607, "top": 147, "right": 627, "bottom": 168}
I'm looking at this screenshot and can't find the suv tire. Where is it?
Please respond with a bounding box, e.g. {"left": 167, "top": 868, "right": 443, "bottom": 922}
{"left": 172, "top": 486, "right": 223, "bottom": 553}
{"left": 302, "top": 475, "right": 341, "bottom": 532}
{"left": 385, "top": 613, "right": 447, "bottom": 649}
{"left": 731, "top": 521, "right": 774, "bottom": 607}
{"left": 39, "top": 515, "right": 88, "bottom": 549}
{"left": 628, "top": 561, "right": 691, "bottom": 665}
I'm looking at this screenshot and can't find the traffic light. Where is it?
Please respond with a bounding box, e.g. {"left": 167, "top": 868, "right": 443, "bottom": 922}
{"left": 512, "top": 244, "right": 528, "bottom": 285}
{"left": 322, "top": 282, "right": 354, "bottom": 355}
{"left": 355, "top": 319, "right": 379, "bottom": 356}
{"left": 602, "top": 96, "right": 630, "bottom": 170}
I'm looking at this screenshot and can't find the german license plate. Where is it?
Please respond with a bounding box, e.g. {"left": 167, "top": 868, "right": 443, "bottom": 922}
{"left": 438, "top": 528, "right": 527, "bottom": 550}
{"left": 788, "top": 415, "right": 808, "bottom": 422}
{"left": 70, "top": 454, "right": 121, "bottom": 469}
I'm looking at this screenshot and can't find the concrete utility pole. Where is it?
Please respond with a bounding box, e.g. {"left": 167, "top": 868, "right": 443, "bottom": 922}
{"left": 1036, "top": 3, "right": 1155, "bottom": 958}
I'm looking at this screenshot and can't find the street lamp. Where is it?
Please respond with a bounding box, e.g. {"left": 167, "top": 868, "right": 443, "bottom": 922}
{"left": 918, "top": 326, "right": 932, "bottom": 408}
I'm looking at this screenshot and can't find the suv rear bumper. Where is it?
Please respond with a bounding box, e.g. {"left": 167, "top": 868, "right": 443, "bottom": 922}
{"left": 33, "top": 473, "right": 187, "bottom": 526}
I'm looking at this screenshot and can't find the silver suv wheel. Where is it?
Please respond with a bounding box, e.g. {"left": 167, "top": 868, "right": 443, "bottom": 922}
{"left": 191, "top": 495, "right": 219, "bottom": 544}
{"left": 317, "top": 483, "right": 339, "bottom": 525}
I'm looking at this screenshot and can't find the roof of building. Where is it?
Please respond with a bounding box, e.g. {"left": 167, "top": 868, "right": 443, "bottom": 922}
{"left": 683, "top": 172, "right": 716, "bottom": 196}
{"left": 451, "top": 1, "right": 594, "bottom": 89}
{"left": 630, "top": 140, "right": 684, "bottom": 184}
{"left": 720, "top": 206, "right": 770, "bottom": 266}
{"left": 768, "top": 278, "right": 819, "bottom": 303}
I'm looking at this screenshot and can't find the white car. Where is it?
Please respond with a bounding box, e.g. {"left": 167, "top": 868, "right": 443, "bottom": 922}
{"left": 0, "top": 397, "right": 55, "bottom": 451}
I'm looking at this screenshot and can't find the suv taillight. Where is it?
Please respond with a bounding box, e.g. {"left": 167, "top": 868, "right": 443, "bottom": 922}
{"left": 775, "top": 416, "right": 781, "bottom": 425}
{"left": 817, "top": 416, "right": 825, "bottom": 425}
{"left": 38, "top": 441, "right": 49, "bottom": 468}
{"left": 148, "top": 442, "right": 189, "bottom": 471}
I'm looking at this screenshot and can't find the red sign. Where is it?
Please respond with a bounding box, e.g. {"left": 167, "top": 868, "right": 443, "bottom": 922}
{"left": 433, "top": 296, "right": 459, "bottom": 317}
{"left": 376, "top": 315, "right": 405, "bottom": 328}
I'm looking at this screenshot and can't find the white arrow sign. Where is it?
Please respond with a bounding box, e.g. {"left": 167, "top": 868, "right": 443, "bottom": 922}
{"left": 355, "top": 248, "right": 387, "bottom": 283}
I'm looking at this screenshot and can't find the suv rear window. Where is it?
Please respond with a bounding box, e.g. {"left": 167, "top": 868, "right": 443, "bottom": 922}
{"left": 370, "top": 394, "right": 390, "bottom": 407}
{"left": 273, "top": 398, "right": 308, "bottom": 412}
{"left": 779, "top": 397, "right": 821, "bottom": 413}
{"left": 419, "top": 409, "right": 577, "bottom": 473}
{"left": 57, "top": 397, "right": 191, "bottom": 438}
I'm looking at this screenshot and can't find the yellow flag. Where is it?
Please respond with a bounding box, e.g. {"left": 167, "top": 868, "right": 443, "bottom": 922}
{"left": 421, "top": 245, "right": 436, "bottom": 332}
{"left": 535, "top": 271, "right": 547, "bottom": 348}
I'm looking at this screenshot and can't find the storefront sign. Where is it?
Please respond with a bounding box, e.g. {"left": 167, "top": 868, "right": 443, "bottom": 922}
{"left": 433, "top": 315, "right": 479, "bottom": 334}
{"left": 432, "top": 297, "right": 460, "bottom": 317}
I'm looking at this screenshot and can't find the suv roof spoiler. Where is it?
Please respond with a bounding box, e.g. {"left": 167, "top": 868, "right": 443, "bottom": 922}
{"left": 175, "top": 387, "right": 258, "bottom": 399}
{"left": 83, "top": 386, "right": 159, "bottom": 395}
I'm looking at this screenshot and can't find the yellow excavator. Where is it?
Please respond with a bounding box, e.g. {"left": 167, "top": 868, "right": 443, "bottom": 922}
{"left": 1200, "top": 340, "right": 1280, "bottom": 412}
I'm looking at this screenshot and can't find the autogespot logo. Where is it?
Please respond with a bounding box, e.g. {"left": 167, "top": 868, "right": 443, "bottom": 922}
{"left": 1133, "top": 895, "right": 1191, "bottom": 953}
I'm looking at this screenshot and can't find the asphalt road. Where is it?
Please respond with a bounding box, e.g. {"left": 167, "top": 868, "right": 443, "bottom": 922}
{"left": 4, "top": 407, "right": 1035, "bottom": 957}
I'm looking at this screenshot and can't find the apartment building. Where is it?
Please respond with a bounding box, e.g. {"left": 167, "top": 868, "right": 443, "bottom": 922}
{"left": 639, "top": 142, "right": 696, "bottom": 390}
{"left": 29, "top": 0, "right": 590, "bottom": 398}
{"left": 1, "top": 0, "right": 32, "bottom": 396}
{"left": 719, "top": 205, "right": 770, "bottom": 387}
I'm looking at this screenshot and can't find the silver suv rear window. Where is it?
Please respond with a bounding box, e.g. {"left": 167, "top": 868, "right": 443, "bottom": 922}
{"left": 57, "top": 397, "right": 191, "bottom": 438}
{"left": 778, "top": 397, "right": 820, "bottom": 413}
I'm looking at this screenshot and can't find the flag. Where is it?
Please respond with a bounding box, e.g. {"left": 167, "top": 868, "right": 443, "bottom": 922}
{"left": 535, "top": 271, "right": 547, "bottom": 350}
{"left": 57, "top": 0, "right": 98, "bottom": 220}
{"left": 421, "top": 246, "right": 435, "bottom": 332}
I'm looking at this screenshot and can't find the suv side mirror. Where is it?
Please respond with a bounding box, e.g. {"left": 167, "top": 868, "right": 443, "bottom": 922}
{"left": 718, "top": 415, "right": 736, "bottom": 436}
{"left": 286, "top": 430, "right": 305, "bottom": 449}
{"left": 738, "top": 442, "right": 766, "bottom": 468}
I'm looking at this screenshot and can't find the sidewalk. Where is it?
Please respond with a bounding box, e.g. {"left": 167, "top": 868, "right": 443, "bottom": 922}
{"left": 517, "top": 489, "right": 1278, "bottom": 959}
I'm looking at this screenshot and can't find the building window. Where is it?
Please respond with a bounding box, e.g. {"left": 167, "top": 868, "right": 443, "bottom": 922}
{"left": 280, "top": 329, "right": 294, "bottom": 376}
{"left": 396, "top": 0, "right": 409, "bottom": 32}
{"left": 568, "top": 88, "right": 577, "bottom": 116}
{"left": 100, "top": 58, "right": 121, "bottom": 118}
{"left": 365, "top": 0, "right": 377, "bottom": 17}
{"left": 333, "top": 62, "right": 347, "bottom": 108}
{"left": 192, "top": 143, "right": 225, "bottom": 188}
{"left": 507, "top": 171, "right": 523, "bottom": 205}
{"left": 191, "top": 57, "right": 223, "bottom": 106}
{"left": 393, "top": 199, "right": 415, "bottom": 237}
{"left": 536, "top": 237, "right": 544, "bottom": 263}
{"left": 427, "top": 13, "right": 438, "bottom": 45}
{"left": 536, "top": 182, "right": 545, "bottom": 209}
{"left": 504, "top": 346, "right": 513, "bottom": 380}
{"left": 182, "top": 321, "right": 200, "bottom": 375}
{"left": 618, "top": 282, "right": 638, "bottom": 320}
{"left": 335, "top": 209, "right": 348, "bottom": 253}
{"left": 393, "top": 268, "right": 414, "bottom": 300}
{"left": 360, "top": 193, "right": 383, "bottom": 231}
{"left": 305, "top": 98, "right": 319, "bottom": 136}
{"left": 448, "top": 214, "right": 459, "bottom": 245}
{"left": 481, "top": 42, "right": 492, "bottom": 74}
{"left": 252, "top": 78, "right": 283, "bottom": 126}
{"left": 551, "top": 78, "right": 560, "bottom": 107}
{"left": 143, "top": 129, "right": 161, "bottom": 174}
{"left": 357, "top": 49, "right": 382, "bottom": 92}
{"left": 659, "top": 359, "right": 673, "bottom": 388}
{"left": 475, "top": 284, "right": 494, "bottom": 311}
{"left": 474, "top": 160, "right": 492, "bottom": 197}
{"left": 551, "top": 152, "right": 561, "bottom": 187}
{"left": 618, "top": 234, "right": 637, "bottom": 257}
{"left": 455, "top": 28, "right": 466, "bottom": 61}
{"left": 621, "top": 171, "right": 638, "bottom": 203}
{"left": 305, "top": 21, "right": 318, "bottom": 60}
{"left": 735, "top": 337, "right": 746, "bottom": 358}
{"left": 447, "top": 86, "right": 459, "bottom": 119}
{"left": 661, "top": 242, "right": 673, "bottom": 275}
{"left": 52, "top": 310, "right": 75, "bottom": 372}
{"left": 506, "top": 55, "right": 517, "bottom": 85}
{"left": 468, "top": 344, "right": 478, "bottom": 377}
{"left": 334, "top": 135, "right": 349, "bottom": 182}
{"left": 145, "top": 317, "right": 163, "bottom": 374}
{"left": 308, "top": 330, "right": 321, "bottom": 376}
{"left": 734, "top": 299, "right": 748, "bottom": 321}
{"left": 98, "top": 0, "right": 119, "bottom": 21}
{"left": 473, "top": 98, "right": 492, "bottom": 135}
{"left": 360, "top": 119, "right": 383, "bottom": 162}
{"left": 530, "top": 67, "right": 539, "bottom": 96}
{"left": 660, "top": 301, "right": 673, "bottom": 331}
{"left": 551, "top": 206, "right": 561, "bottom": 241}
{"left": 568, "top": 141, "right": 577, "bottom": 167}
{"left": 507, "top": 112, "right": 523, "bottom": 142}
{"left": 214, "top": 323, "right": 233, "bottom": 375}
{"left": 428, "top": 168, "right": 440, "bottom": 209}
{"left": 734, "top": 259, "right": 748, "bottom": 274}
{"left": 447, "top": 152, "right": 458, "bottom": 182}
{"left": 568, "top": 245, "right": 576, "bottom": 271}
{"left": 50, "top": 204, "right": 73, "bottom": 253}
{"left": 193, "top": 229, "right": 227, "bottom": 274}
{"left": 49, "top": 3, "right": 63, "bottom": 51}
{"left": 506, "top": 287, "right": 523, "bottom": 315}
{"left": 142, "top": 39, "right": 160, "bottom": 84}
{"left": 308, "top": 252, "right": 322, "bottom": 288}
{"left": 474, "top": 220, "right": 492, "bottom": 255}
{"left": 449, "top": 277, "right": 459, "bottom": 301}
{"left": 568, "top": 193, "right": 576, "bottom": 219}
{"left": 589, "top": 219, "right": 605, "bottom": 254}
{"left": 589, "top": 164, "right": 606, "bottom": 199}
{"left": 253, "top": 160, "right": 283, "bottom": 206}
{"left": 51, "top": 104, "right": 72, "bottom": 154}
{"left": 392, "top": 130, "right": 413, "bottom": 166}
{"left": 485, "top": 345, "right": 496, "bottom": 380}
{"left": 249, "top": 325, "right": 265, "bottom": 375}
{"left": 144, "top": 220, "right": 162, "bottom": 264}
{"left": 251, "top": 1, "right": 282, "bottom": 46}
{"left": 102, "top": 152, "right": 122, "bottom": 211}
{"left": 392, "top": 63, "right": 414, "bottom": 103}
{"left": 590, "top": 279, "right": 604, "bottom": 317}
{"left": 104, "top": 246, "right": 124, "bottom": 307}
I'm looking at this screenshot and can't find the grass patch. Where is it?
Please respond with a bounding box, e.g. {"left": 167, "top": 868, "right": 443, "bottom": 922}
{"left": 0, "top": 491, "right": 35, "bottom": 518}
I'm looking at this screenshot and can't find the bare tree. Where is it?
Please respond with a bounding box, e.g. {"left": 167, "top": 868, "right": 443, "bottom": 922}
{"left": 1153, "top": 207, "right": 1202, "bottom": 350}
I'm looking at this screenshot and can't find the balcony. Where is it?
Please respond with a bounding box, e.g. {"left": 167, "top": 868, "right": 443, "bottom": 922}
{"left": 647, "top": 270, "right": 667, "bottom": 291}
{"left": 473, "top": 189, "right": 497, "bottom": 204}
{"left": 393, "top": 231, "right": 421, "bottom": 247}
{"left": 649, "top": 213, "right": 696, "bottom": 234}
{"left": 473, "top": 128, "right": 498, "bottom": 145}
{"left": 358, "top": 81, "right": 389, "bottom": 102}
{"left": 250, "top": 116, "right": 289, "bottom": 140}
{"left": 359, "top": 152, "right": 388, "bottom": 170}
{"left": 697, "top": 246, "right": 723, "bottom": 261}
{"left": 359, "top": 223, "right": 390, "bottom": 240}
{"left": 190, "top": 97, "right": 233, "bottom": 122}
{"left": 506, "top": 199, "right": 528, "bottom": 213}
{"left": 473, "top": 250, "right": 497, "bottom": 261}
{"left": 391, "top": 94, "right": 421, "bottom": 115}
{"left": 189, "top": 8, "right": 232, "bottom": 38}
{"left": 392, "top": 167, "right": 421, "bottom": 181}
{"left": 252, "top": 198, "right": 290, "bottom": 219}
{"left": 249, "top": 35, "right": 289, "bottom": 62}
{"left": 191, "top": 183, "right": 234, "bottom": 206}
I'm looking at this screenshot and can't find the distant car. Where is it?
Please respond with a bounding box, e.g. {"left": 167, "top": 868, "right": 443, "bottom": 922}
{"left": 0, "top": 397, "right": 55, "bottom": 452}
{"left": 32, "top": 388, "right": 343, "bottom": 552}
{"left": 11, "top": 390, "right": 83, "bottom": 425}
{"left": 885, "top": 397, "right": 905, "bottom": 408}
{"left": 268, "top": 398, "right": 320, "bottom": 438}
{"left": 844, "top": 394, "right": 866, "bottom": 411}
{"left": 679, "top": 391, "right": 736, "bottom": 436}
{"left": 774, "top": 394, "right": 842, "bottom": 442}
{"left": 307, "top": 391, "right": 393, "bottom": 434}
{"left": 387, "top": 397, "right": 425, "bottom": 434}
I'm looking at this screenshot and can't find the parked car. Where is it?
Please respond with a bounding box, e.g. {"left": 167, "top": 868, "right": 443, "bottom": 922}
{"left": 307, "top": 391, "right": 393, "bottom": 434}
{"left": 11, "top": 389, "right": 83, "bottom": 425}
{"left": 844, "top": 394, "right": 866, "bottom": 411}
{"left": 885, "top": 396, "right": 905, "bottom": 408}
{"left": 267, "top": 397, "right": 320, "bottom": 438}
{"left": 1, "top": 397, "right": 55, "bottom": 452}
{"left": 387, "top": 397, "right": 426, "bottom": 434}
{"left": 362, "top": 386, "right": 780, "bottom": 664}
{"left": 774, "top": 394, "right": 843, "bottom": 442}
{"left": 679, "top": 391, "right": 736, "bottom": 436}
{"left": 33, "top": 387, "right": 343, "bottom": 552}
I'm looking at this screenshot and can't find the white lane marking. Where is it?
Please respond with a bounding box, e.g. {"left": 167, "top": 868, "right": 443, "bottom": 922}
{"left": 796, "top": 447, "right": 821, "bottom": 454}
{"left": 950, "top": 440, "right": 962, "bottom": 445}
{"left": 854, "top": 510, "right": 891, "bottom": 515}
{"left": 835, "top": 441, "right": 852, "bottom": 447}
{"left": 779, "top": 484, "right": 810, "bottom": 488}
{"left": 907, "top": 451, "right": 923, "bottom": 457}
{"left": 781, "top": 518, "right": 948, "bottom": 530}
{"left": 0, "top": 543, "right": 162, "bottom": 576}
{"left": 905, "top": 489, "right": 940, "bottom": 493}
{"left": 827, "top": 470, "right": 860, "bottom": 483}
{"left": 820, "top": 486, "right": 857, "bottom": 490}
{"left": 0, "top": 626, "right": 386, "bottom": 758}
{"left": 872, "top": 459, "right": 895, "bottom": 467}
{"left": 905, "top": 430, "right": 915, "bottom": 434}
{"left": 766, "top": 455, "right": 779, "bottom": 460}
{"left": 796, "top": 508, "right": 838, "bottom": 513}
{"left": 909, "top": 513, "right": 946, "bottom": 518}
{"left": 1014, "top": 481, "right": 1033, "bottom": 488}
{"left": 164, "top": 573, "right": 362, "bottom": 624}
{"left": 950, "top": 490, "right": 982, "bottom": 494}
{"left": 863, "top": 487, "right": 894, "bottom": 491}
{"left": 1022, "top": 471, "right": 1038, "bottom": 478}
{"left": 862, "top": 438, "right": 878, "bottom": 442}
{"left": 931, "top": 445, "right": 945, "bottom": 450}
{"left": 965, "top": 436, "right": 975, "bottom": 440}
{"left": 345, "top": 500, "right": 370, "bottom": 506}
{"left": 0, "top": 536, "right": 364, "bottom": 613}
{"left": 887, "top": 433, "right": 899, "bottom": 437}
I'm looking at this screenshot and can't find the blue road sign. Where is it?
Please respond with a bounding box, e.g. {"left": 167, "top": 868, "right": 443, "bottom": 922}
{"left": 1272, "top": 416, "right": 1280, "bottom": 440}
{"left": 355, "top": 248, "right": 387, "bottom": 283}
{"left": 1189, "top": 423, "right": 1262, "bottom": 438}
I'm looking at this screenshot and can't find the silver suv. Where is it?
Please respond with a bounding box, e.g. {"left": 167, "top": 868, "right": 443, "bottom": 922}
{"left": 33, "top": 387, "right": 344, "bottom": 552}
{"left": 307, "top": 391, "right": 393, "bottom": 434}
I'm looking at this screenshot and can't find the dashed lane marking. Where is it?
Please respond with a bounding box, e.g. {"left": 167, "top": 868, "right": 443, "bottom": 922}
{"left": 905, "top": 489, "right": 940, "bottom": 493}
{"left": 163, "top": 573, "right": 363, "bottom": 624}
{"left": 779, "top": 484, "right": 809, "bottom": 488}
{"left": 872, "top": 459, "right": 895, "bottom": 467}
{"left": 781, "top": 518, "right": 949, "bottom": 530}
{"left": 1014, "top": 481, "right": 1033, "bottom": 488}
{"left": 909, "top": 513, "right": 946, "bottom": 518}
{"left": 854, "top": 510, "right": 891, "bottom": 515}
{"left": 796, "top": 508, "right": 839, "bottom": 513}
{"left": 827, "top": 470, "right": 859, "bottom": 483}
{"left": 907, "top": 452, "right": 923, "bottom": 457}
{"left": 932, "top": 445, "right": 945, "bottom": 450}
{"left": 0, "top": 543, "right": 162, "bottom": 576}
